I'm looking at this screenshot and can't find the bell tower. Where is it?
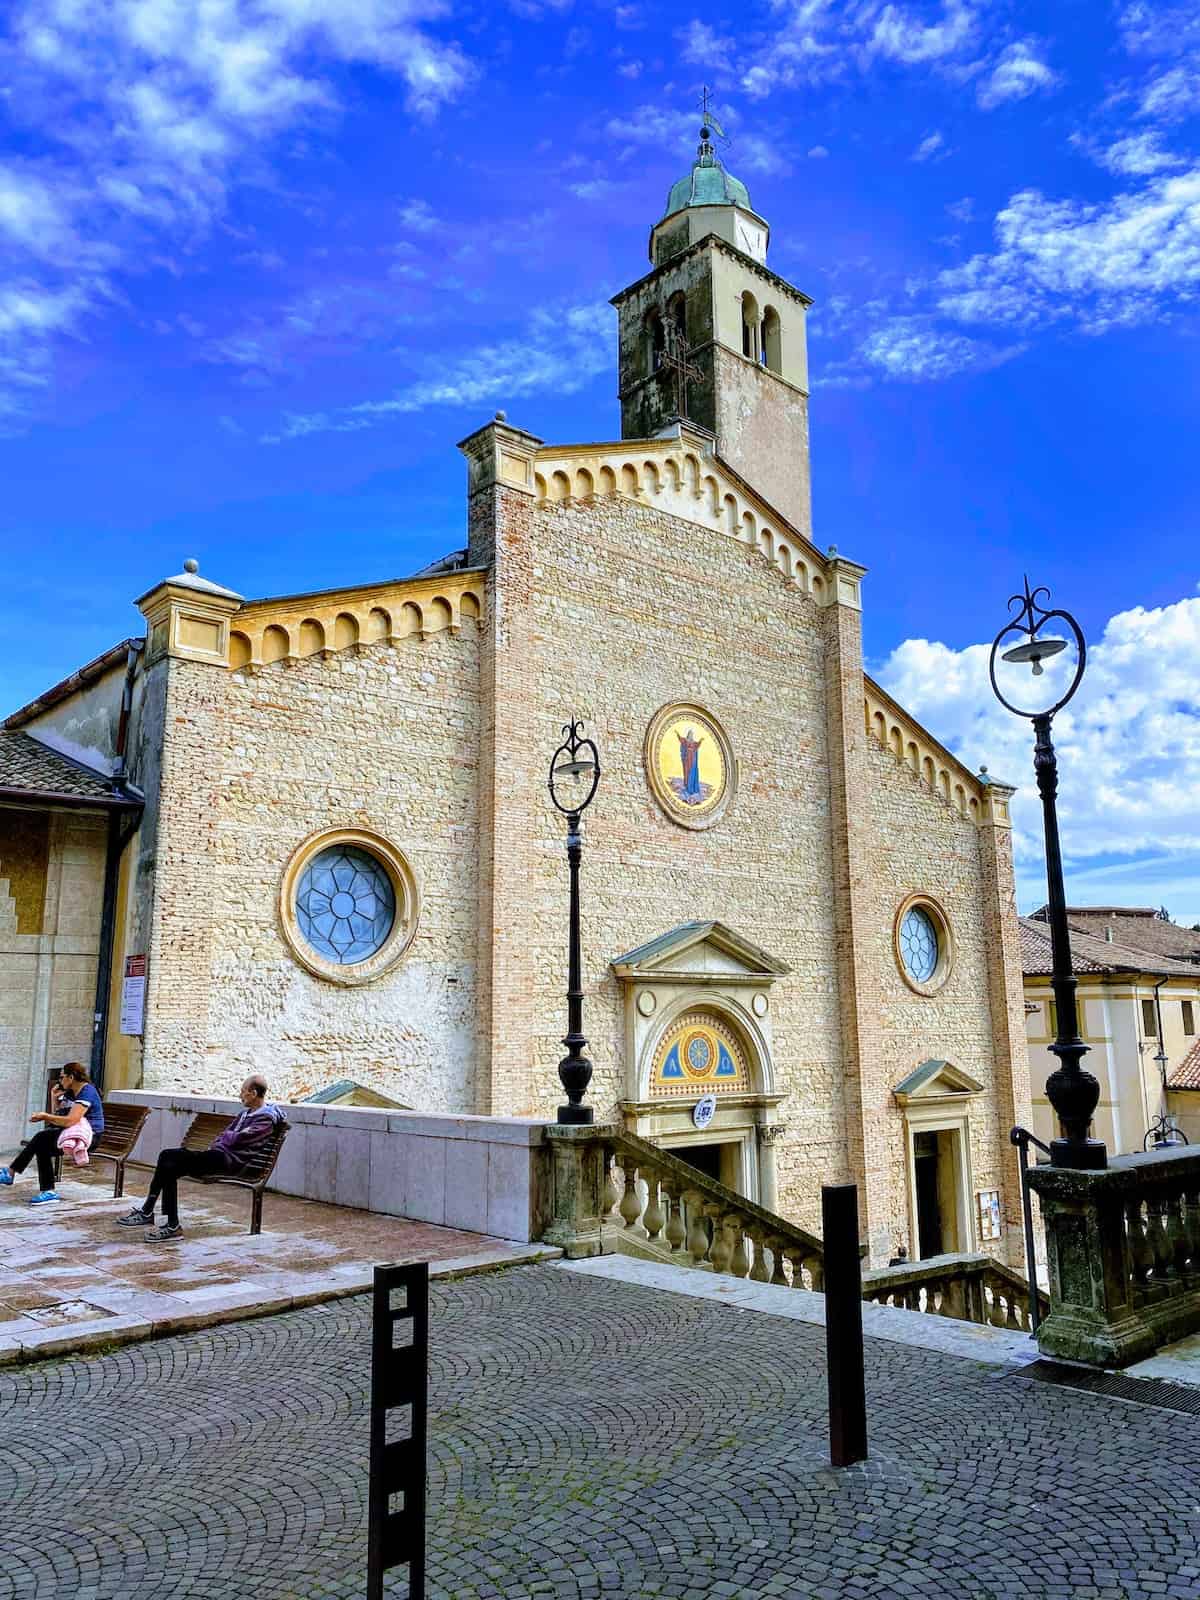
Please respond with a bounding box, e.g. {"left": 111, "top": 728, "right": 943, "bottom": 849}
{"left": 611, "top": 121, "right": 813, "bottom": 539}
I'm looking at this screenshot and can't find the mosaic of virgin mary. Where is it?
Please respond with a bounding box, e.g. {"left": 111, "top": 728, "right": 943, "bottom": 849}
{"left": 646, "top": 705, "right": 731, "bottom": 827}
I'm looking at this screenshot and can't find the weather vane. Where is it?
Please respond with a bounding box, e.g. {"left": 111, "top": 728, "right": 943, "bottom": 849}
{"left": 698, "top": 85, "right": 729, "bottom": 147}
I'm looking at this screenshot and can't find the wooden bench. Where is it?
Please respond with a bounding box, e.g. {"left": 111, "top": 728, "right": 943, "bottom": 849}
{"left": 80, "top": 1104, "right": 151, "bottom": 1199}
{"left": 36, "top": 1077, "right": 150, "bottom": 1199}
{"left": 178, "top": 1112, "right": 290, "bottom": 1235}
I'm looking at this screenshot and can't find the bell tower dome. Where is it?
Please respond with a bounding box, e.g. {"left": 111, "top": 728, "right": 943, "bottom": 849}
{"left": 611, "top": 119, "right": 813, "bottom": 538}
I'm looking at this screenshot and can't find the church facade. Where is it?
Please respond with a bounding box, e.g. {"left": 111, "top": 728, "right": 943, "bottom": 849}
{"left": 0, "top": 133, "right": 1031, "bottom": 1265}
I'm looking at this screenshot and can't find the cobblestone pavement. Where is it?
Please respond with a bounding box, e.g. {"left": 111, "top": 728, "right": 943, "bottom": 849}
{"left": 2, "top": 1263, "right": 1199, "bottom": 1600}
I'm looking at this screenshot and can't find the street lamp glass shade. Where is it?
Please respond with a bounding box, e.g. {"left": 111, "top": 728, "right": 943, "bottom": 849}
{"left": 1001, "top": 635, "right": 1068, "bottom": 678}
{"left": 554, "top": 758, "right": 597, "bottom": 779}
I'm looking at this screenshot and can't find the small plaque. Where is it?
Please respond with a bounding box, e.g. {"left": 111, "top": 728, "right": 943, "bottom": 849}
{"left": 693, "top": 1094, "right": 717, "bottom": 1130}
{"left": 976, "top": 1187, "right": 1002, "bottom": 1242}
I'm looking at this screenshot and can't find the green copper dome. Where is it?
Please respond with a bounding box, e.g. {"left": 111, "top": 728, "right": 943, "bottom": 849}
{"left": 662, "top": 132, "right": 752, "bottom": 219}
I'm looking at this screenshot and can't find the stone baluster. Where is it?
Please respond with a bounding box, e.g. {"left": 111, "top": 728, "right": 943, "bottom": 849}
{"left": 1148, "top": 1188, "right": 1175, "bottom": 1282}
{"left": 1003, "top": 1287, "right": 1021, "bottom": 1330}
{"left": 1126, "top": 1197, "right": 1155, "bottom": 1295}
{"left": 641, "top": 1171, "right": 667, "bottom": 1242}
{"left": 729, "top": 1226, "right": 751, "bottom": 1280}
{"left": 1167, "top": 1185, "right": 1190, "bottom": 1279}
{"left": 1184, "top": 1185, "right": 1200, "bottom": 1275}
{"left": 602, "top": 1149, "right": 620, "bottom": 1218}
{"left": 685, "top": 1192, "right": 710, "bottom": 1265}
{"left": 665, "top": 1193, "right": 687, "bottom": 1254}
{"left": 784, "top": 1247, "right": 806, "bottom": 1290}
{"left": 942, "top": 1274, "right": 967, "bottom": 1321}
{"left": 619, "top": 1170, "right": 644, "bottom": 1232}
{"left": 707, "top": 1210, "right": 734, "bottom": 1275}
{"left": 987, "top": 1286, "right": 1007, "bottom": 1327}
{"left": 768, "top": 1238, "right": 789, "bottom": 1287}
{"left": 748, "top": 1228, "right": 770, "bottom": 1283}
{"left": 807, "top": 1253, "right": 825, "bottom": 1293}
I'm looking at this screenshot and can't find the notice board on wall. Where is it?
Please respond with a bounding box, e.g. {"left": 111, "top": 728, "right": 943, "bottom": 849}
{"left": 119, "top": 954, "right": 147, "bottom": 1036}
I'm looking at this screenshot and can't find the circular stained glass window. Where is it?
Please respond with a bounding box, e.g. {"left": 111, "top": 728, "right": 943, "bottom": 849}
{"left": 899, "top": 906, "right": 940, "bottom": 984}
{"left": 295, "top": 846, "right": 396, "bottom": 966}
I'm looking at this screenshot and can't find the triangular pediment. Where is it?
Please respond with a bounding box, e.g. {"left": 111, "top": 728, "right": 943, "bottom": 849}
{"left": 893, "top": 1059, "right": 985, "bottom": 1102}
{"left": 611, "top": 921, "right": 790, "bottom": 981}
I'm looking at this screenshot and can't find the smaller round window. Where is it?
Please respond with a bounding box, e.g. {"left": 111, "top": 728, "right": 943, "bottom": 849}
{"left": 900, "top": 907, "right": 939, "bottom": 984}
{"left": 894, "top": 895, "right": 954, "bottom": 995}
{"left": 296, "top": 846, "right": 395, "bottom": 965}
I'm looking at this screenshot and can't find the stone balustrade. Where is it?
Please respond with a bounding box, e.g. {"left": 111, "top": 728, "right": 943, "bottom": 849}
{"left": 543, "top": 1125, "right": 1038, "bottom": 1331}
{"left": 1027, "top": 1144, "right": 1200, "bottom": 1367}
{"left": 861, "top": 1254, "right": 1044, "bottom": 1332}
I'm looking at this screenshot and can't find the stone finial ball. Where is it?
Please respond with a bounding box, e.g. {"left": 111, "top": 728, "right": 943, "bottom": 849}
{"left": 183, "top": 558, "right": 199, "bottom": 574}
{"left": 495, "top": 410, "right": 507, "bottom": 422}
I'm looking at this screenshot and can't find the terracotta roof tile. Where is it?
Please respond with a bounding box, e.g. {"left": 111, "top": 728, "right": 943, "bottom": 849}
{"left": 1019, "top": 916, "right": 1200, "bottom": 979}
{"left": 1169, "top": 1039, "right": 1200, "bottom": 1091}
{"left": 0, "top": 732, "right": 129, "bottom": 806}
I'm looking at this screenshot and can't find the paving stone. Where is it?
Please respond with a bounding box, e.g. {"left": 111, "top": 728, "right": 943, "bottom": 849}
{"left": 1, "top": 1263, "right": 1198, "bottom": 1598}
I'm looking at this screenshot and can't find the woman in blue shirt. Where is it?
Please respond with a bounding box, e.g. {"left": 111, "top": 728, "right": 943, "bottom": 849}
{"left": 0, "top": 1061, "right": 105, "bottom": 1204}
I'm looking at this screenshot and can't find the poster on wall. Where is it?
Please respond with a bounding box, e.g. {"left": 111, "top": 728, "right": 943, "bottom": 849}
{"left": 976, "top": 1187, "right": 1003, "bottom": 1242}
{"left": 119, "top": 954, "right": 147, "bottom": 1036}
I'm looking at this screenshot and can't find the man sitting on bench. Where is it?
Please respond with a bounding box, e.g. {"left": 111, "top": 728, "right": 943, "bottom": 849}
{"left": 117, "top": 1075, "right": 284, "bottom": 1242}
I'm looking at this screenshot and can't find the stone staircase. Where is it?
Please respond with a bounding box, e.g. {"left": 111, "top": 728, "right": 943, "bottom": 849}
{"left": 544, "top": 1123, "right": 1044, "bottom": 1333}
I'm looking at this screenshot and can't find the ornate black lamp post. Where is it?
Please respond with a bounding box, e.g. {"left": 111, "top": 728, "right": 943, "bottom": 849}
{"left": 990, "top": 579, "right": 1106, "bottom": 1170}
{"left": 548, "top": 719, "right": 601, "bottom": 1125}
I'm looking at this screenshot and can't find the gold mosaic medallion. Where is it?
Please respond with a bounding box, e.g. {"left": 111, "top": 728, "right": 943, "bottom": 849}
{"left": 643, "top": 703, "right": 735, "bottom": 830}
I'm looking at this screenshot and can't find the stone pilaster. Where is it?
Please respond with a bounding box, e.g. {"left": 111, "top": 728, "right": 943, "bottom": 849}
{"left": 822, "top": 555, "right": 892, "bottom": 1261}
{"left": 460, "top": 420, "right": 545, "bottom": 1115}
{"left": 133, "top": 565, "right": 243, "bottom": 1089}
{"left": 976, "top": 778, "right": 1034, "bottom": 1269}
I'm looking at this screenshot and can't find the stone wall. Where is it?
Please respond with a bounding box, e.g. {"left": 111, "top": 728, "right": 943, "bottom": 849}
{"left": 0, "top": 810, "right": 107, "bottom": 1149}
{"left": 137, "top": 626, "right": 482, "bottom": 1110}
{"left": 501, "top": 488, "right": 846, "bottom": 1231}
{"left": 473, "top": 476, "right": 1025, "bottom": 1257}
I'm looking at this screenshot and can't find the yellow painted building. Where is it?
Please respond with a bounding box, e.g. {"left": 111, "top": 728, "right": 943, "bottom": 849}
{"left": 1022, "top": 907, "right": 1200, "bottom": 1154}
{"left": 1, "top": 134, "right": 1034, "bottom": 1265}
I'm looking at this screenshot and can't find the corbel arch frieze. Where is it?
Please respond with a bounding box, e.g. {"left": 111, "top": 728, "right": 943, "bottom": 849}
{"left": 227, "top": 573, "right": 486, "bottom": 674}
{"left": 532, "top": 441, "right": 827, "bottom": 602}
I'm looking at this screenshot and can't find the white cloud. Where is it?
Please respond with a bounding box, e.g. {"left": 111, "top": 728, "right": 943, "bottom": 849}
{"left": 937, "top": 169, "right": 1200, "bottom": 332}
{"left": 678, "top": 19, "right": 734, "bottom": 71}
{"left": 945, "top": 196, "right": 974, "bottom": 222}
{"left": 865, "top": 0, "right": 976, "bottom": 65}
{"left": 399, "top": 198, "right": 440, "bottom": 232}
{"left": 859, "top": 316, "right": 1022, "bottom": 380}
{"left": 1095, "top": 132, "right": 1185, "bottom": 177}
{"left": 875, "top": 590, "right": 1200, "bottom": 920}
{"left": 1139, "top": 64, "right": 1200, "bottom": 123}
{"left": 0, "top": 0, "right": 476, "bottom": 425}
{"left": 911, "top": 130, "right": 947, "bottom": 162}
{"left": 808, "top": 144, "right": 830, "bottom": 159}
{"left": 264, "top": 301, "right": 612, "bottom": 441}
{"left": 976, "top": 39, "right": 1058, "bottom": 110}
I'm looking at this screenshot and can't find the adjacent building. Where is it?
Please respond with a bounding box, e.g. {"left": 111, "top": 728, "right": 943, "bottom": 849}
{"left": 1021, "top": 907, "right": 1200, "bottom": 1154}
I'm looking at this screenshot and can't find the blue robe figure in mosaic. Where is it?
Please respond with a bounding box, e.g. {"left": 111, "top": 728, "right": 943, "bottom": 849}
{"left": 677, "top": 728, "right": 704, "bottom": 801}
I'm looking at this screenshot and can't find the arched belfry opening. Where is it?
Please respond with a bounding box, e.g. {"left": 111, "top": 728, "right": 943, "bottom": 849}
{"left": 762, "top": 305, "right": 782, "bottom": 374}
{"left": 741, "top": 291, "right": 760, "bottom": 362}
{"left": 610, "top": 921, "right": 789, "bottom": 1209}
{"left": 643, "top": 308, "right": 665, "bottom": 378}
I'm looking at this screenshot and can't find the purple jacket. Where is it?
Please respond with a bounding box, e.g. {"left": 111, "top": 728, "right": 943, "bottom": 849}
{"left": 210, "top": 1104, "right": 284, "bottom": 1170}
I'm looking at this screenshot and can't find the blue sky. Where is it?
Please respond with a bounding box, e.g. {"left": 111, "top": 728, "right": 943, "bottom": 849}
{"left": 1, "top": 0, "right": 1198, "bottom": 915}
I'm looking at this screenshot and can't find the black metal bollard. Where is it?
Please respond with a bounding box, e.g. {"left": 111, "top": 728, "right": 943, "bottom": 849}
{"left": 368, "top": 1261, "right": 429, "bottom": 1600}
{"left": 822, "top": 1184, "right": 868, "bottom": 1468}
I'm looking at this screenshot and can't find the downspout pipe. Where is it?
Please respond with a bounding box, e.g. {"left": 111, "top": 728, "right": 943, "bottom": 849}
{"left": 1152, "top": 975, "right": 1172, "bottom": 1128}
{"left": 90, "top": 641, "right": 145, "bottom": 1089}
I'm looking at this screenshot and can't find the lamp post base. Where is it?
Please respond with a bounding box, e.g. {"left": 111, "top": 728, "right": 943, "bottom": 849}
{"left": 1050, "top": 1137, "right": 1107, "bottom": 1171}
{"left": 557, "top": 1104, "right": 594, "bottom": 1126}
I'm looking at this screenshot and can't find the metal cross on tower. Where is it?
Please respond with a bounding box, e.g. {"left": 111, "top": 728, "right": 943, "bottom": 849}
{"left": 661, "top": 321, "right": 702, "bottom": 422}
